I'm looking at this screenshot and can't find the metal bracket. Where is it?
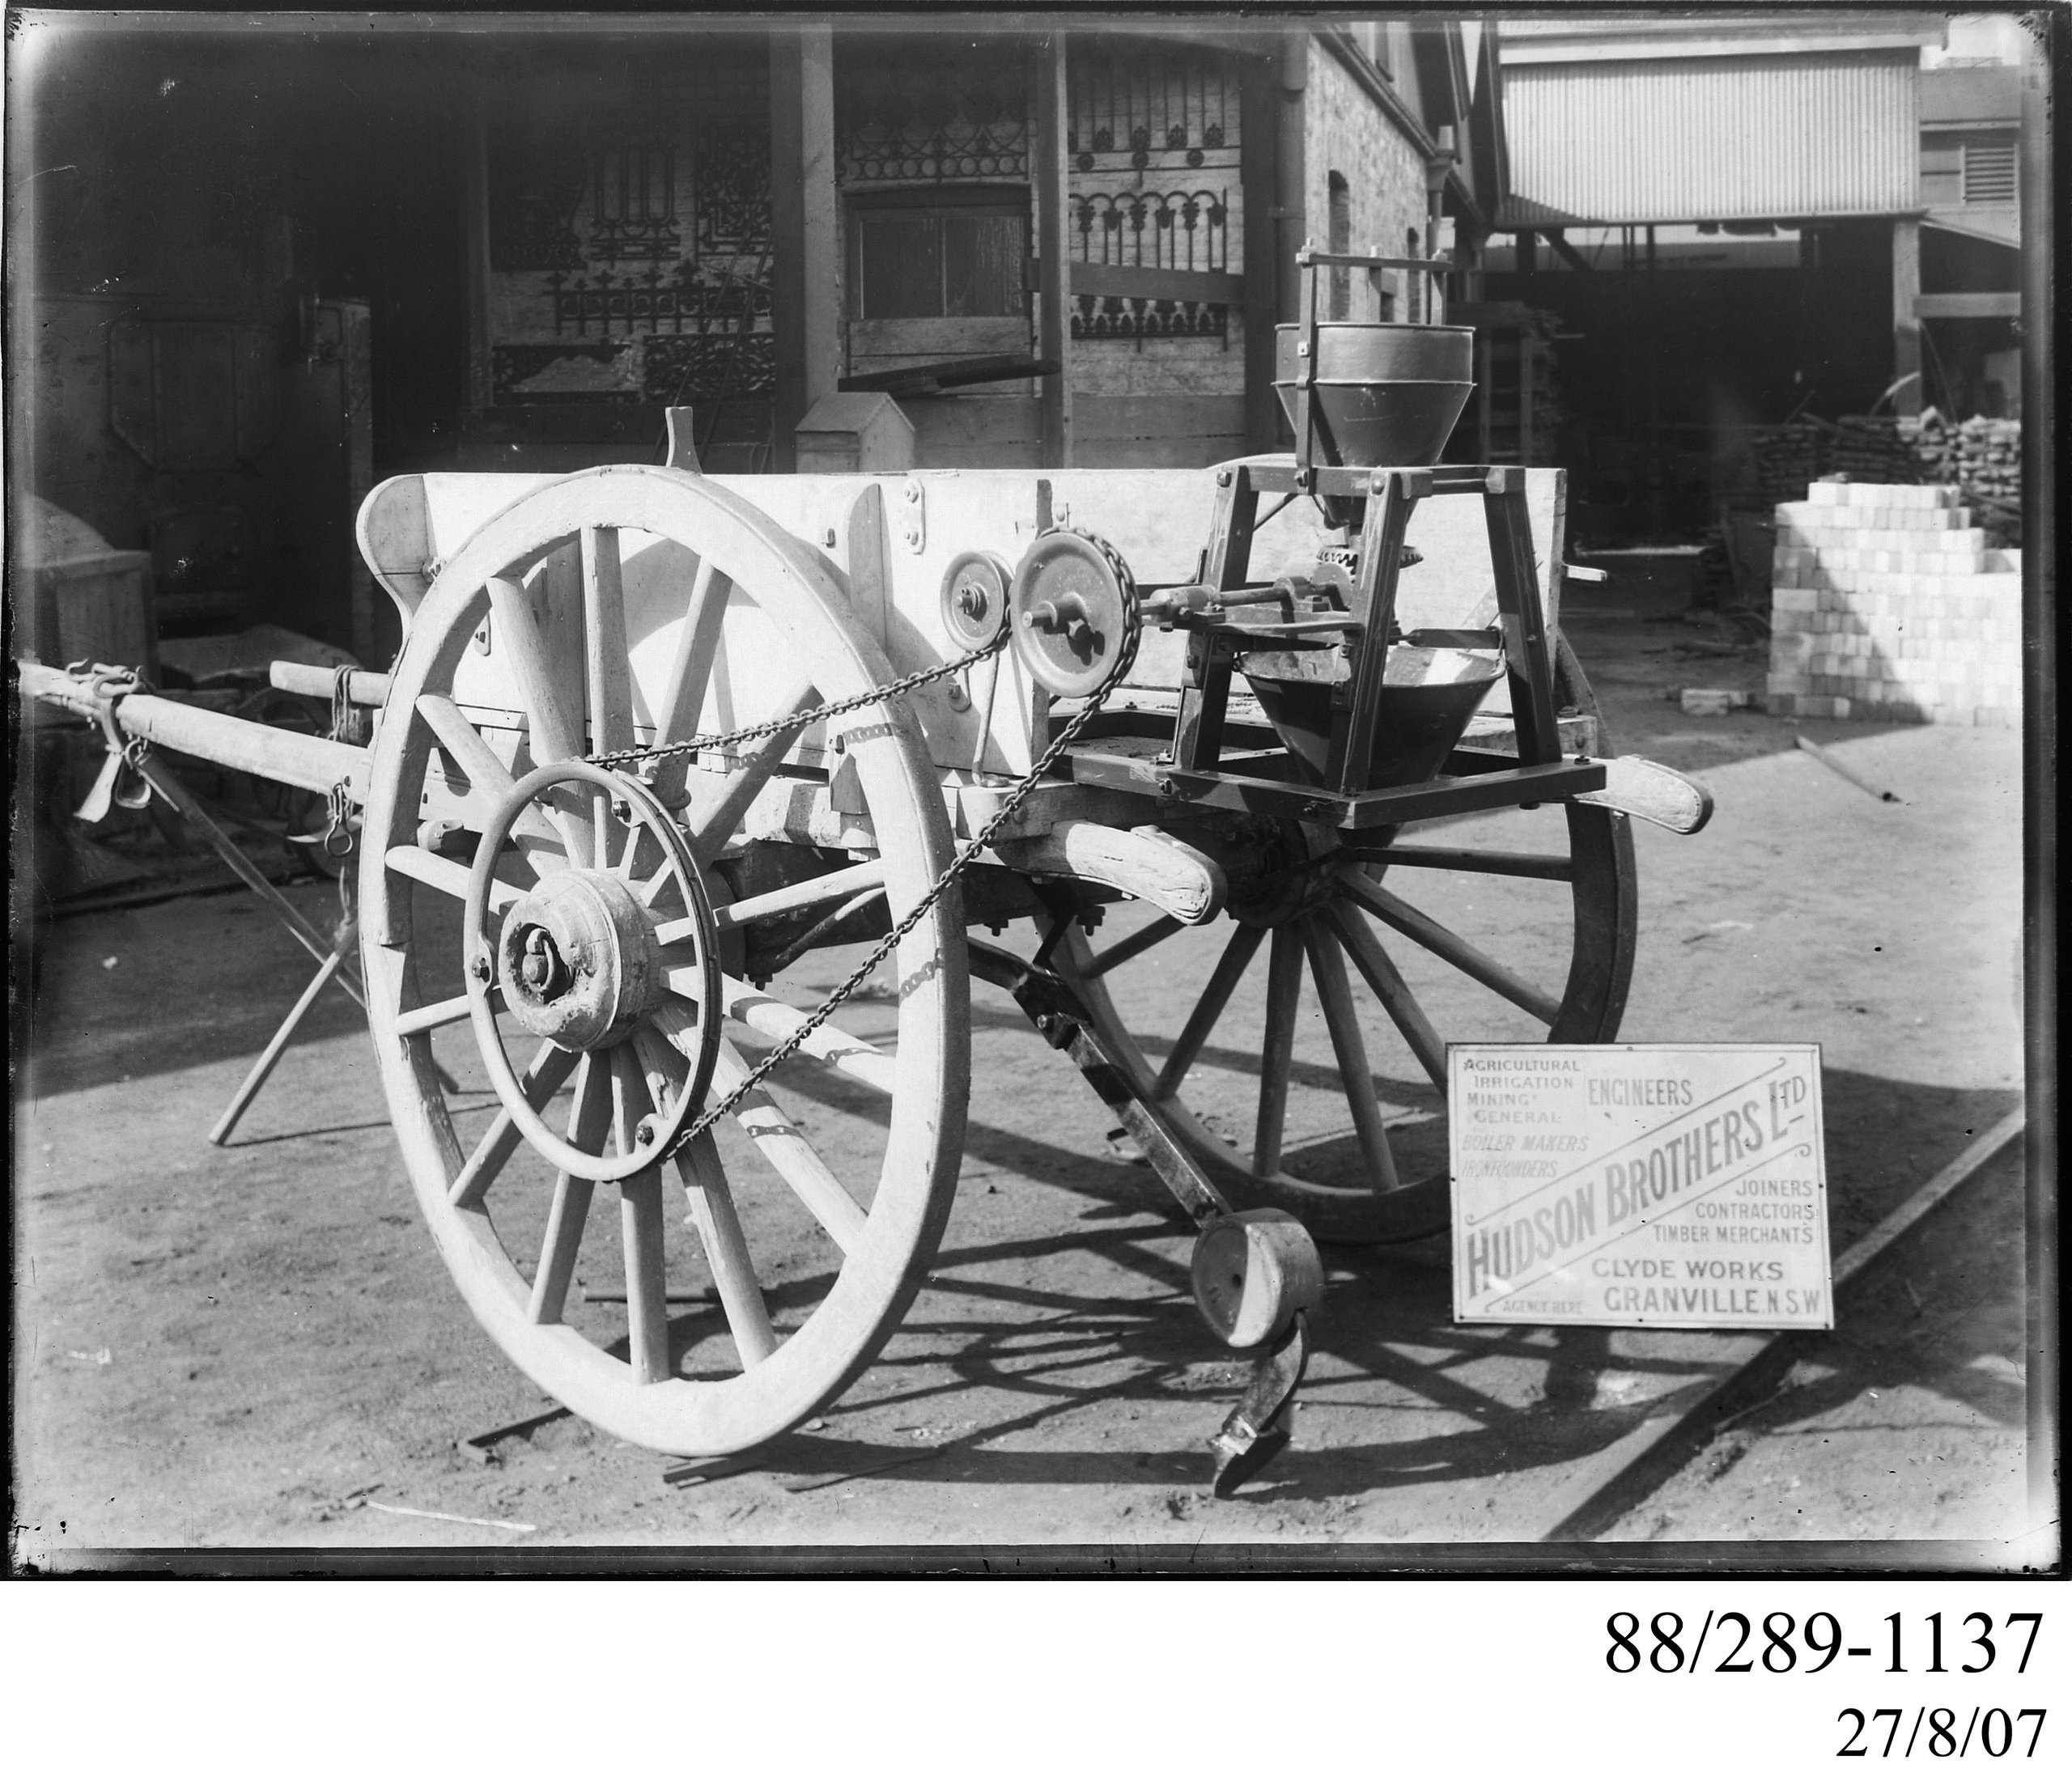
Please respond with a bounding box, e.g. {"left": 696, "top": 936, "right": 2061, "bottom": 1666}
{"left": 1212, "top": 1311, "right": 1310, "bottom": 1497}
{"left": 898, "top": 476, "right": 926, "bottom": 554}
{"left": 969, "top": 937, "right": 1321, "bottom": 1495}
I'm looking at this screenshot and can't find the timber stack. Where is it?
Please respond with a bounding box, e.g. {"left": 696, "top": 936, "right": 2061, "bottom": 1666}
{"left": 1900, "top": 411, "right": 2023, "bottom": 547}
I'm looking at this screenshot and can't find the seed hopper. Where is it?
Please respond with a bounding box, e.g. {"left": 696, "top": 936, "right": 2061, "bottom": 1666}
{"left": 21, "top": 250, "right": 1713, "bottom": 1490}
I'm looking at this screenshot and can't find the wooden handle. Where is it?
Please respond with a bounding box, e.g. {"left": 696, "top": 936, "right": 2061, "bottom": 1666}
{"left": 1573, "top": 755, "right": 1715, "bottom": 835}
{"left": 269, "top": 660, "right": 393, "bottom": 706}
{"left": 993, "top": 820, "right": 1227, "bottom": 924}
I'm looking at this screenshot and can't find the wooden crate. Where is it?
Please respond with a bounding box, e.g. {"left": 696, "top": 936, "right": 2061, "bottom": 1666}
{"left": 22, "top": 552, "right": 158, "bottom": 680}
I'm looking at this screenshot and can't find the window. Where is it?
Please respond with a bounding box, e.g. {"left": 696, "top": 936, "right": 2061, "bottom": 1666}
{"left": 846, "top": 188, "right": 1029, "bottom": 320}
{"left": 1961, "top": 135, "right": 2017, "bottom": 205}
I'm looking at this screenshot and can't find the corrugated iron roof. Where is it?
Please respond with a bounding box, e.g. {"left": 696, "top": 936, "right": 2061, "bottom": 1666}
{"left": 1501, "top": 52, "right": 1919, "bottom": 226}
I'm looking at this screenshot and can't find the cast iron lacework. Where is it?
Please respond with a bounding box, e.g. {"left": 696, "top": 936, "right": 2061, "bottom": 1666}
{"left": 1072, "top": 296, "right": 1229, "bottom": 349}
{"left": 643, "top": 333, "right": 775, "bottom": 403}
{"left": 1073, "top": 190, "right": 1229, "bottom": 274}
{"left": 696, "top": 129, "right": 773, "bottom": 256}
{"left": 1067, "top": 49, "right": 1238, "bottom": 173}
{"left": 837, "top": 43, "right": 1030, "bottom": 184}
{"left": 546, "top": 265, "right": 771, "bottom": 340}
{"left": 590, "top": 141, "right": 681, "bottom": 264}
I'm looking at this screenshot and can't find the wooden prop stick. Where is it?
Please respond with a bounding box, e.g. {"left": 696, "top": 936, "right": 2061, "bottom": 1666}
{"left": 138, "top": 757, "right": 365, "bottom": 1007}
{"left": 207, "top": 939, "right": 353, "bottom": 1145}
{"left": 138, "top": 755, "right": 464, "bottom": 1114}
{"left": 1794, "top": 734, "right": 1904, "bottom": 804}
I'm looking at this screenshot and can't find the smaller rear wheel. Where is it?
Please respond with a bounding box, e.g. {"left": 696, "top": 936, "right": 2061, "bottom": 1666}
{"left": 1055, "top": 638, "right": 1637, "bottom": 1243}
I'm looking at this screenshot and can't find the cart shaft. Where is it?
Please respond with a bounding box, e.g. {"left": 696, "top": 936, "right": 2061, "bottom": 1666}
{"left": 17, "top": 659, "right": 370, "bottom": 801}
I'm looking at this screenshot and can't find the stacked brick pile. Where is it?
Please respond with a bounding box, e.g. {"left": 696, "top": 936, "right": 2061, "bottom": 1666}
{"left": 1767, "top": 479, "right": 2022, "bottom": 727}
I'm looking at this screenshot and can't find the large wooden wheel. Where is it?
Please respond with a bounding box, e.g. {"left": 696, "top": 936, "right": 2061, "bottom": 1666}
{"left": 358, "top": 466, "right": 969, "bottom": 1457}
{"left": 1055, "top": 637, "right": 1636, "bottom": 1245}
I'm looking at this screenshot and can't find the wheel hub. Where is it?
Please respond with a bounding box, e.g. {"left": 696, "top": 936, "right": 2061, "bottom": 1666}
{"left": 498, "top": 869, "right": 664, "bottom": 1050}
{"left": 1227, "top": 825, "right": 1341, "bottom": 929}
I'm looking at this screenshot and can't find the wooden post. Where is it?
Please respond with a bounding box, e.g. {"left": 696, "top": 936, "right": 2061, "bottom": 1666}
{"left": 1034, "top": 34, "right": 1073, "bottom": 469}
{"left": 1892, "top": 215, "right": 1923, "bottom": 420}
{"left": 464, "top": 88, "right": 495, "bottom": 418}
{"left": 1274, "top": 33, "right": 1308, "bottom": 337}
{"left": 769, "top": 28, "right": 840, "bottom": 472}
{"left": 1241, "top": 52, "right": 1282, "bottom": 453}
{"left": 1518, "top": 312, "right": 1537, "bottom": 465}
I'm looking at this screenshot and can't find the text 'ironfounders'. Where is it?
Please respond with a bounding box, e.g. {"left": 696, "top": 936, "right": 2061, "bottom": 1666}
{"left": 1448, "top": 1044, "right": 1832, "bottom": 1330}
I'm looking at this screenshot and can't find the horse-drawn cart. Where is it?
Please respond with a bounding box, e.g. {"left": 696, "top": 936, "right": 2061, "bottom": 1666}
{"left": 19, "top": 252, "right": 1711, "bottom": 1490}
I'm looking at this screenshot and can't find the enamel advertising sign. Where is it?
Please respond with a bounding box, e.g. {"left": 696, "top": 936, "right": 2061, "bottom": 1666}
{"left": 1450, "top": 1044, "right": 1832, "bottom": 1329}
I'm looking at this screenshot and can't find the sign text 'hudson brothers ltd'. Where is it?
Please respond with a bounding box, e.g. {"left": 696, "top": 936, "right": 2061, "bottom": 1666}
{"left": 1449, "top": 1045, "right": 1831, "bottom": 1329}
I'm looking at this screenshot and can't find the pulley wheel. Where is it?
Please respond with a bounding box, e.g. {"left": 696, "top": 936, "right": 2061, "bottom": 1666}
{"left": 1008, "top": 528, "right": 1139, "bottom": 700}
{"left": 939, "top": 551, "right": 1013, "bottom": 651}
{"left": 1191, "top": 1209, "right": 1324, "bottom": 1350}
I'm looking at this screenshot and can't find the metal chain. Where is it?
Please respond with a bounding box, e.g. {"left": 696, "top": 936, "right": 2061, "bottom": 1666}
{"left": 664, "top": 659, "right": 1126, "bottom": 1159}
{"left": 584, "top": 634, "right": 1008, "bottom": 774}
{"left": 557, "top": 528, "right": 1138, "bottom": 1159}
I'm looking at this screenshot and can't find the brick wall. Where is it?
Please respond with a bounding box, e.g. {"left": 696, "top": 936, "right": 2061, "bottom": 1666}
{"left": 1767, "top": 480, "right": 2022, "bottom": 727}
{"left": 1304, "top": 49, "right": 1429, "bottom": 297}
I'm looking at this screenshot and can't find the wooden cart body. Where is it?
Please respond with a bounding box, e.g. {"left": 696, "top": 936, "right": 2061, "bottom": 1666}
{"left": 358, "top": 461, "right": 1574, "bottom": 789}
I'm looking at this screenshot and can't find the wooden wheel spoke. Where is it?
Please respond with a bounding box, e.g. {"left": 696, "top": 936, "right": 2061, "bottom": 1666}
{"left": 486, "top": 575, "right": 583, "bottom": 765}
{"left": 1301, "top": 918, "right": 1400, "bottom": 1193}
{"left": 675, "top": 1129, "right": 781, "bottom": 1369}
{"left": 581, "top": 528, "right": 635, "bottom": 747}
{"left": 450, "top": 1041, "right": 580, "bottom": 1208}
{"left": 698, "top": 858, "right": 887, "bottom": 937}
{"left": 1152, "top": 922, "right": 1263, "bottom": 1100}
{"left": 415, "top": 693, "right": 568, "bottom": 861}
{"left": 395, "top": 986, "right": 500, "bottom": 1039}
{"left": 1253, "top": 923, "right": 1304, "bottom": 1177}
{"left": 1352, "top": 844, "right": 1574, "bottom": 882}
{"left": 581, "top": 527, "right": 635, "bottom": 866}
{"left": 385, "top": 843, "right": 527, "bottom": 914}
{"left": 709, "top": 1039, "right": 868, "bottom": 1251}
{"left": 636, "top": 859, "right": 684, "bottom": 910}
{"left": 1081, "top": 913, "right": 1185, "bottom": 981}
{"left": 604, "top": 1045, "right": 673, "bottom": 1385}
{"left": 655, "top": 559, "right": 729, "bottom": 746}
{"left": 684, "top": 673, "right": 819, "bottom": 862}
{"left": 1336, "top": 868, "right": 1564, "bottom": 1027}
{"left": 1325, "top": 904, "right": 1449, "bottom": 1089}
{"left": 487, "top": 573, "right": 594, "bottom": 864}
{"left": 720, "top": 977, "right": 897, "bottom": 1096}
{"left": 613, "top": 818, "right": 650, "bottom": 880}
{"left": 526, "top": 1054, "right": 611, "bottom": 1325}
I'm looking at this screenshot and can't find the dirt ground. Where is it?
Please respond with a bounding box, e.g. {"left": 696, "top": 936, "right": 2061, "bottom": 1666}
{"left": 9, "top": 615, "right": 2036, "bottom": 1563}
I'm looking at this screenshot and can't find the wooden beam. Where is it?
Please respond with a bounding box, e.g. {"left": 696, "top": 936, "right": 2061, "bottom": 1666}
{"left": 766, "top": 30, "right": 837, "bottom": 470}
{"left": 1242, "top": 51, "right": 1282, "bottom": 453}
{"left": 1034, "top": 34, "right": 1073, "bottom": 469}
{"left": 1274, "top": 34, "right": 1307, "bottom": 333}
{"left": 464, "top": 87, "right": 494, "bottom": 417}
{"left": 1892, "top": 216, "right": 1923, "bottom": 418}
{"left": 1914, "top": 290, "right": 2020, "bottom": 319}
{"left": 1543, "top": 228, "right": 1593, "bottom": 275}
{"left": 1066, "top": 263, "right": 1247, "bottom": 305}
